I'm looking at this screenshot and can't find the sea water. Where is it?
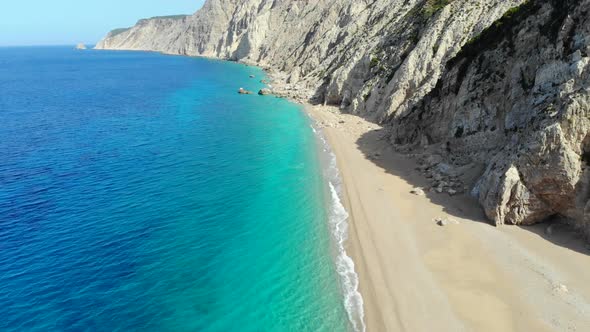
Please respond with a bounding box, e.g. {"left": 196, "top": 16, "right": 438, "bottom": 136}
{"left": 0, "top": 46, "right": 360, "bottom": 331}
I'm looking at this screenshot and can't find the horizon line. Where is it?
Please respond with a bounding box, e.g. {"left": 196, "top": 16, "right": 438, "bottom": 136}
{"left": 0, "top": 43, "right": 97, "bottom": 48}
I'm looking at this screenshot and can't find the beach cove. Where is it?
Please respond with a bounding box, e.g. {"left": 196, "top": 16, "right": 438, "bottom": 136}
{"left": 305, "top": 104, "right": 590, "bottom": 332}
{"left": 2, "top": 44, "right": 590, "bottom": 332}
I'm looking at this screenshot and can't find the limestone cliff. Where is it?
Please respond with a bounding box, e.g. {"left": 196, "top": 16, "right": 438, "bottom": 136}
{"left": 95, "top": 0, "right": 525, "bottom": 108}
{"left": 392, "top": 0, "right": 590, "bottom": 235}
{"left": 96, "top": 0, "right": 590, "bottom": 236}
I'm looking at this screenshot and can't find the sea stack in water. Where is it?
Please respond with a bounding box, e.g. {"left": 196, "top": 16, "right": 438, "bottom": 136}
{"left": 258, "top": 88, "right": 272, "bottom": 96}
{"left": 76, "top": 43, "right": 87, "bottom": 50}
{"left": 238, "top": 88, "right": 252, "bottom": 95}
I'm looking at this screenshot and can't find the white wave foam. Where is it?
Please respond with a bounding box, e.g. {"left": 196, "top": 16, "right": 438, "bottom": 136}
{"left": 310, "top": 121, "right": 366, "bottom": 332}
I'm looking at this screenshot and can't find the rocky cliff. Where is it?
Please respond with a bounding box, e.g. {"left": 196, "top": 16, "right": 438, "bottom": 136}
{"left": 96, "top": 0, "right": 590, "bottom": 236}
{"left": 392, "top": 0, "right": 590, "bottom": 235}
{"left": 95, "top": 0, "right": 525, "bottom": 107}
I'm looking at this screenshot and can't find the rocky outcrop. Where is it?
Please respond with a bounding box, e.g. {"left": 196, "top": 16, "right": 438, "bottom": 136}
{"left": 392, "top": 0, "right": 590, "bottom": 235}
{"left": 95, "top": 15, "right": 191, "bottom": 53}
{"left": 96, "top": 0, "right": 590, "bottom": 236}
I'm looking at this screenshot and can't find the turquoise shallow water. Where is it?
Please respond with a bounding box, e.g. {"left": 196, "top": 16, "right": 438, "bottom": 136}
{"left": 0, "top": 47, "right": 351, "bottom": 331}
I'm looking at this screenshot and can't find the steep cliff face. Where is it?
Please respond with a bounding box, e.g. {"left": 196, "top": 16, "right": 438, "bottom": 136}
{"left": 96, "top": 0, "right": 524, "bottom": 117}
{"left": 96, "top": 0, "right": 590, "bottom": 235}
{"left": 392, "top": 0, "right": 590, "bottom": 234}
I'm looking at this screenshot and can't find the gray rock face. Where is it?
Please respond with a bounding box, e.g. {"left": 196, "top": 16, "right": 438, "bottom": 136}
{"left": 96, "top": 0, "right": 590, "bottom": 236}
{"left": 392, "top": 0, "right": 590, "bottom": 235}
{"left": 95, "top": 0, "right": 524, "bottom": 115}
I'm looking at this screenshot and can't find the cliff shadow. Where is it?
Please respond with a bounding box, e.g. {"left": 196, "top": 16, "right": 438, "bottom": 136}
{"left": 355, "top": 127, "right": 491, "bottom": 225}
{"left": 356, "top": 127, "right": 590, "bottom": 255}
{"left": 517, "top": 218, "right": 590, "bottom": 256}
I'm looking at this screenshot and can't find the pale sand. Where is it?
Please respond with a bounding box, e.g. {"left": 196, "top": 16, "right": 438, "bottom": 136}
{"left": 305, "top": 105, "right": 590, "bottom": 332}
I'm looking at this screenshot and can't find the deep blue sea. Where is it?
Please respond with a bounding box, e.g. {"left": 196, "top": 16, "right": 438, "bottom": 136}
{"left": 0, "top": 47, "right": 360, "bottom": 331}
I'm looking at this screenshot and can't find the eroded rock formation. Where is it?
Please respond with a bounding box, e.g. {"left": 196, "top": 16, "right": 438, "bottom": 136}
{"left": 392, "top": 0, "right": 590, "bottom": 234}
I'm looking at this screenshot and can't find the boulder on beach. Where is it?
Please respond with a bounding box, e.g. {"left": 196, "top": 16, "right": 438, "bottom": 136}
{"left": 410, "top": 188, "right": 425, "bottom": 196}
{"left": 258, "top": 88, "right": 272, "bottom": 96}
{"left": 435, "top": 217, "right": 459, "bottom": 227}
{"left": 238, "top": 88, "right": 252, "bottom": 94}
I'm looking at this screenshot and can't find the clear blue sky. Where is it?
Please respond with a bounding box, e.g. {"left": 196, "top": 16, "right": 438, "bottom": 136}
{"left": 0, "top": 0, "right": 205, "bottom": 46}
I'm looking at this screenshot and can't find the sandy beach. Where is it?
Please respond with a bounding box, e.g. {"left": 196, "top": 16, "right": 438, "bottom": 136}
{"left": 305, "top": 105, "right": 590, "bottom": 332}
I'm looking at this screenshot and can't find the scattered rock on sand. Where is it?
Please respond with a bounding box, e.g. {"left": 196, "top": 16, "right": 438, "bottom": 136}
{"left": 411, "top": 188, "right": 425, "bottom": 196}
{"left": 258, "top": 88, "right": 272, "bottom": 95}
{"left": 368, "top": 152, "right": 382, "bottom": 161}
{"left": 436, "top": 218, "right": 448, "bottom": 226}
{"left": 238, "top": 88, "right": 253, "bottom": 94}
{"left": 435, "top": 217, "right": 459, "bottom": 226}
{"left": 552, "top": 283, "right": 569, "bottom": 294}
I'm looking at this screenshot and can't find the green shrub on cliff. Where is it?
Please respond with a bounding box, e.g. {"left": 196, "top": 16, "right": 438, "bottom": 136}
{"left": 423, "top": 0, "right": 453, "bottom": 19}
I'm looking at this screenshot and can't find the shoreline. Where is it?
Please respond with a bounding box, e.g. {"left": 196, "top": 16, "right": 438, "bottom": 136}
{"left": 92, "top": 48, "right": 590, "bottom": 331}
{"left": 303, "top": 104, "right": 590, "bottom": 332}
{"left": 309, "top": 114, "right": 366, "bottom": 332}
